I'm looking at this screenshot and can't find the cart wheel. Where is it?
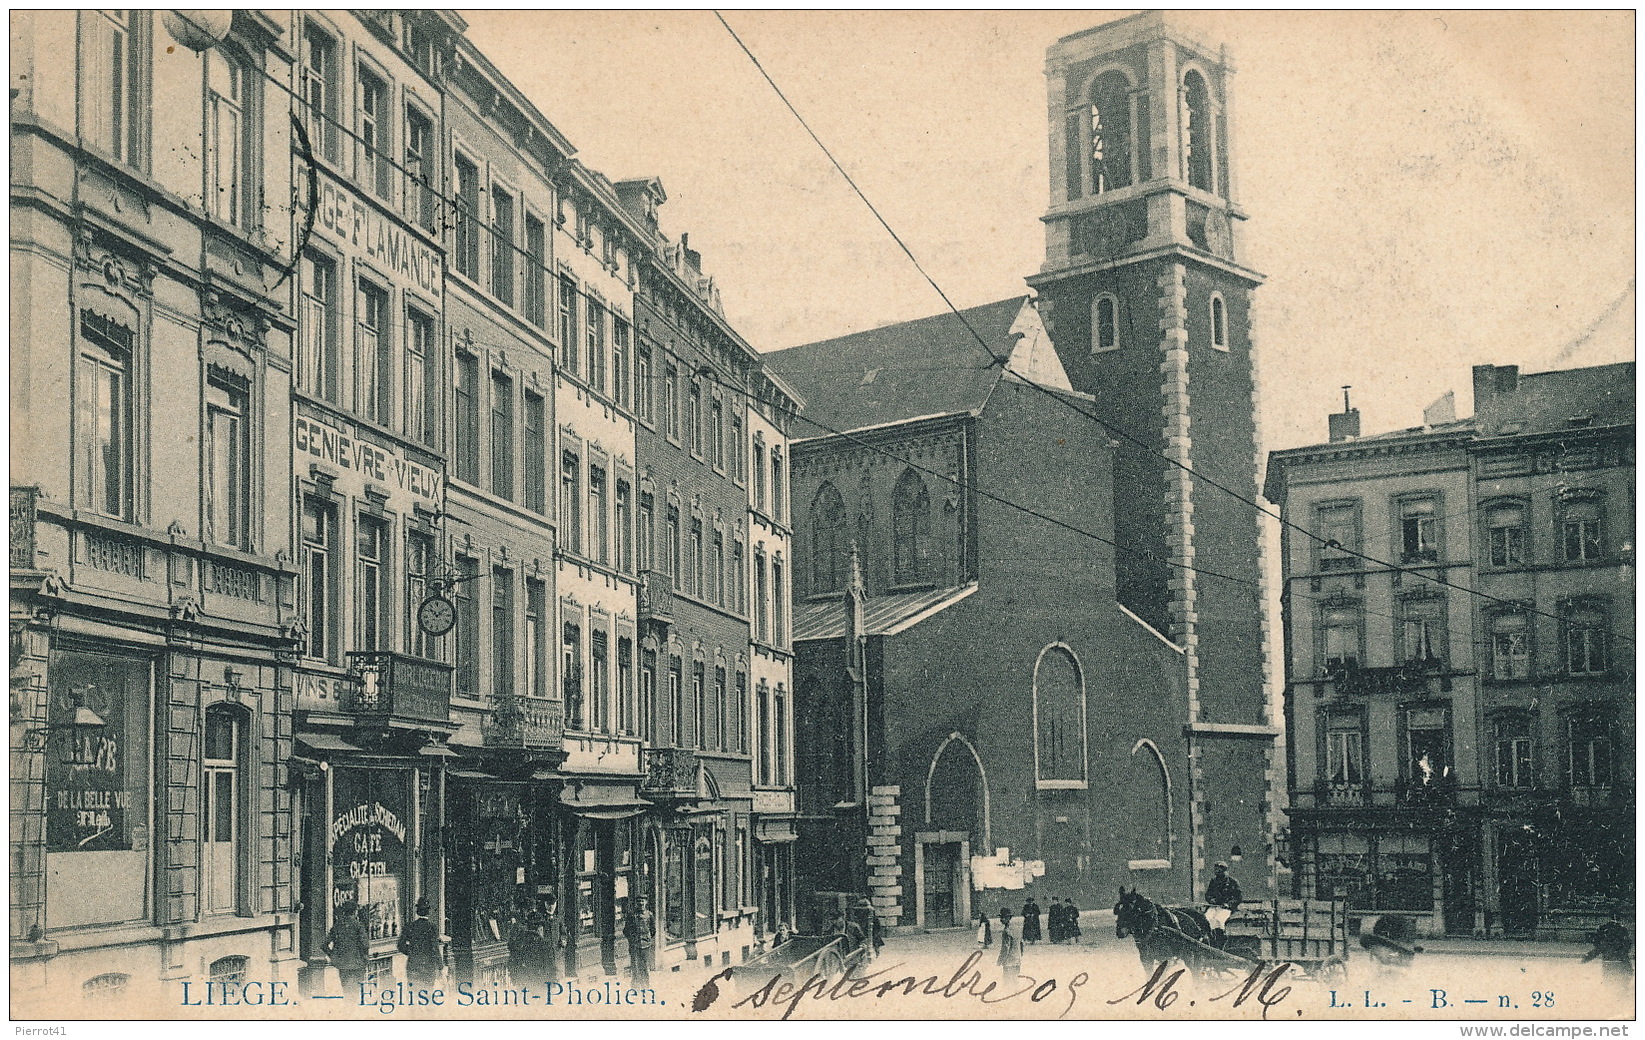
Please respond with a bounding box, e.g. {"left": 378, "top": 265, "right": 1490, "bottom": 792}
{"left": 817, "top": 949, "right": 847, "bottom": 980}
{"left": 1317, "top": 954, "right": 1349, "bottom": 985}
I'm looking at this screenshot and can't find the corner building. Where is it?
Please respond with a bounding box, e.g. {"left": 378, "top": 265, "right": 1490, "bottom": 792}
{"left": 11, "top": 10, "right": 302, "bottom": 1012}
{"left": 1025, "top": 12, "right": 1282, "bottom": 899}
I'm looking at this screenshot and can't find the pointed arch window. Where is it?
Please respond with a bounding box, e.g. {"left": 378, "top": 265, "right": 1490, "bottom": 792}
{"left": 809, "top": 483, "right": 847, "bottom": 593}
{"left": 1034, "top": 645, "right": 1086, "bottom": 784}
{"left": 891, "top": 469, "right": 931, "bottom": 586}
{"left": 1089, "top": 71, "right": 1133, "bottom": 195}
{"left": 1092, "top": 293, "right": 1121, "bottom": 353}
{"left": 1182, "top": 69, "right": 1215, "bottom": 192}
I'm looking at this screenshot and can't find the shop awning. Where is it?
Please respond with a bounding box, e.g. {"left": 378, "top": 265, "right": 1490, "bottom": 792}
{"left": 559, "top": 781, "right": 651, "bottom": 817}
{"left": 756, "top": 818, "right": 798, "bottom": 843}
{"left": 418, "top": 744, "right": 460, "bottom": 758}
{"left": 297, "top": 733, "right": 362, "bottom": 754}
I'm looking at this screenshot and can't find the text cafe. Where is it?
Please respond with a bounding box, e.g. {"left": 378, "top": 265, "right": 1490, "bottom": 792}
{"left": 323, "top": 766, "right": 435, "bottom": 970}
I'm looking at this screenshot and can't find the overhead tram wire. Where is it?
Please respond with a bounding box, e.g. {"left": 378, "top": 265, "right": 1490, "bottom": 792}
{"left": 710, "top": 11, "right": 1627, "bottom": 646}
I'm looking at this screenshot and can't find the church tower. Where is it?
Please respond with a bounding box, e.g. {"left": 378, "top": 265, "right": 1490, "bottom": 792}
{"left": 1027, "top": 12, "right": 1279, "bottom": 899}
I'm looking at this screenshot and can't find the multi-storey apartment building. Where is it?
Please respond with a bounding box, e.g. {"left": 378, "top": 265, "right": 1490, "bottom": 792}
{"left": 12, "top": 9, "right": 802, "bottom": 1007}
{"left": 616, "top": 174, "right": 802, "bottom": 969}
{"left": 10, "top": 10, "right": 302, "bottom": 1012}
{"left": 1266, "top": 362, "right": 1634, "bottom": 939}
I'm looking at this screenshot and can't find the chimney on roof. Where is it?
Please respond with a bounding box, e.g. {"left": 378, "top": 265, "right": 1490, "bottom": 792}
{"left": 1472, "top": 364, "right": 1519, "bottom": 429}
{"left": 1328, "top": 385, "right": 1361, "bottom": 442}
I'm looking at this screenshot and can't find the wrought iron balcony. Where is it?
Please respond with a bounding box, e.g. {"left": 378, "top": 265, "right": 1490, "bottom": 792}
{"left": 483, "top": 694, "right": 565, "bottom": 750}
{"left": 1313, "top": 779, "right": 1369, "bottom": 807}
{"left": 1325, "top": 662, "right": 1433, "bottom": 697}
{"left": 640, "top": 746, "right": 700, "bottom": 800}
{"left": 638, "top": 569, "right": 675, "bottom": 627}
{"left": 1394, "top": 774, "right": 1458, "bottom": 806}
{"left": 345, "top": 651, "right": 452, "bottom": 726}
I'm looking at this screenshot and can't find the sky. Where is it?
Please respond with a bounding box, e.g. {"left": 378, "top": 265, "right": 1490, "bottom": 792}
{"left": 461, "top": 10, "right": 1635, "bottom": 453}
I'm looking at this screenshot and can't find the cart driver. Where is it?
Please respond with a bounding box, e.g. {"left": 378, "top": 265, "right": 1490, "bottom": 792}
{"left": 1204, "top": 862, "right": 1242, "bottom": 946}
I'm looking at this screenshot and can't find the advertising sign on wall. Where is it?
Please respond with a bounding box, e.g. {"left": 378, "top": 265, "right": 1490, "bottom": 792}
{"left": 331, "top": 768, "right": 411, "bottom": 942}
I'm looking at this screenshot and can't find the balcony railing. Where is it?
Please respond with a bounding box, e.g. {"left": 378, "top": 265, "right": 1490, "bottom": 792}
{"left": 1394, "top": 775, "right": 1457, "bottom": 806}
{"left": 1325, "top": 662, "right": 1433, "bottom": 697}
{"left": 1313, "top": 779, "right": 1369, "bottom": 806}
{"left": 345, "top": 651, "right": 452, "bottom": 725}
{"left": 639, "top": 570, "right": 675, "bottom": 626}
{"left": 10, "top": 486, "right": 37, "bottom": 569}
{"left": 641, "top": 746, "right": 699, "bottom": 800}
{"left": 483, "top": 694, "right": 565, "bottom": 750}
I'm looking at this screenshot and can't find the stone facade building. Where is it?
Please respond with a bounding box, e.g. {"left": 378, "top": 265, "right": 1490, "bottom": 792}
{"left": 1266, "top": 362, "right": 1634, "bottom": 938}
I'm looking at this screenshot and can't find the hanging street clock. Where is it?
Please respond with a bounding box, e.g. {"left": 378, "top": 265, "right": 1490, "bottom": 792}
{"left": 416, "top": 595, "right": 457, "bottom": 637}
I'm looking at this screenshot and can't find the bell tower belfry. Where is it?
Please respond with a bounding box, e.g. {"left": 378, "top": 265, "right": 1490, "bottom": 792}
{"left": 1027, "top": 11, "right": 1279, "bottom": 902}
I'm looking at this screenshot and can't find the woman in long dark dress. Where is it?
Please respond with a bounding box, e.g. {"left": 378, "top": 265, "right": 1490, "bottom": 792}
{"left": 1064, "top": 897, "right": 1082, "bottom": 944}
{"left": 1046, "top": 897, "right": 1064, "bottom": 944}
{"left": 1021, "top": 897, "right": 1042, "bottom": 944}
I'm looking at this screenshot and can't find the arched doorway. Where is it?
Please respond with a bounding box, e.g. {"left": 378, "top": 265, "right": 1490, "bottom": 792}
{"left": 918, "top": 733, "right": 989, "bottom": 929}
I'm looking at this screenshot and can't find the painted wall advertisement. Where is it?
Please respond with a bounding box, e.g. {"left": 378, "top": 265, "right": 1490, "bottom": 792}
{"left": 45, "top": 651, "right": 149, "bottom": 853}
{"left": 332, "top": 768, "right": 411, "bottom": 942}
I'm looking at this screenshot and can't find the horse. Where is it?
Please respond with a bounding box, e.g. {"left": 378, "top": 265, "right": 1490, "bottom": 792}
{"left": 1114, "top": 887, "right": 1261, "bottom": 974}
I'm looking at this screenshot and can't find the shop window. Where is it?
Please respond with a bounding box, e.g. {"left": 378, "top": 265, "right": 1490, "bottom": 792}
{"left": 1314, "top": 501, "right": 1360, "bottom": 571}
{"left": 1493, "top": 713, "right": 1534, "bottom": 789}
{"left": 1034, "top": 645, "right": 1085, "bottom": 783}
{"left": 301, "top": 497, "right": 338, "bottom": 663}
{"left": 1397, "top": 495, "right": 1440, "bottom": 562}
{"left": 1487, "top": 501, "right": 1527, "bottom": 566}
{"left": 76, "top": 312, "right": 134, "bottom": 520}
{"left": 1374, "top": 835, "right": 1432, "bottom": 911}
{"left": 205, "top": 374, "right": 251, "bottom": 549}
{"left": 1567, "top": 712, "right": 1613, "bottom": 789}
{"left": 1561, "top": 495, "right": 1605, "bottom": 562}
{"left": 809, "top": 483, "right": 847, "bottom": 593}
{"left": 1088, "top": 70, "right": 1132, "bottom": 194}
{"left": 891, "top": 468, "right": 931, "bottom": 585}
{"left": 203, "top": 705, "right": 245, "bottom": 915}
{"left": 1489, "top": 613, "right": 1530, "bottom": 680}
{"left": 301, "top": 254, "right": 339, "bottom": 402}
{"left": 1091, "top": 294, "right": 1120, "bottom": 353}
{"left": 330, "top": 768, "right": 409, "bottom": 943}
{"left": 1313, "top": 833, "right": 1370, "bottom": 906}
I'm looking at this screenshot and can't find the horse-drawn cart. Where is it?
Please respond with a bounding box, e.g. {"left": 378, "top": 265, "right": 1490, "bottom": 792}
{"left": 731, "top": 893, "right": 879, "bottom": 988}
{"left": 1225, "top": 898, "right": 1351, "bottom": 982}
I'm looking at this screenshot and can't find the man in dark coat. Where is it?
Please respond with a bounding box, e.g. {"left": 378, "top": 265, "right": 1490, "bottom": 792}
{"left": 398, "top": 897, "right": 443, "bottom": 986}
{"left": 1063, "top": 896, "right": 1082, "bottom": 944}
{"left": 1583, "top": 910, "right": 1633, "bottom": 988}
{"left": 326, "top": 902, "right": 370, "bottom": 994}
{"left": 623, "top": 897, "right": 654, "bottom": 986}
{"left": 1205, "top": 862, "right": 1242, "bottom": 947}
{"left": 1021, "top": 897, "right": 1042, "bottom": 944}
{"left": 509, "top": 911, "right": 556, "bottom": 988}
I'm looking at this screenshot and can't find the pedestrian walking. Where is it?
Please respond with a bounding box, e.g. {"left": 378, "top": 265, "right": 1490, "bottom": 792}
{"left": 326, "top": 902, "right": 370, "bottom": 994}
{"left": 1204, "top": 862, "right": 1242, "bottom": 947}
{"left": 1021, "top": 896, "right": 1042, "bottom": 944}
{"left": 398, "top": 897, "right": 443, "bottom": 987}
{"left": 508, "top": 911, "right": 555, "bottom": 988}
{"left": 1583, "top": 909, "right": 1633, "bottom": 989}
{"left": 624, "top": 897, "right": 654, "bottom": 987}
{"left": 975, "top": 906, "right": 993, "bottom": 949}
{"left": 997, "top": 906, "right": 1023, "bottom": 977}
{"left": 1063, "top": 896, "right": 1082, "bottom": 944}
